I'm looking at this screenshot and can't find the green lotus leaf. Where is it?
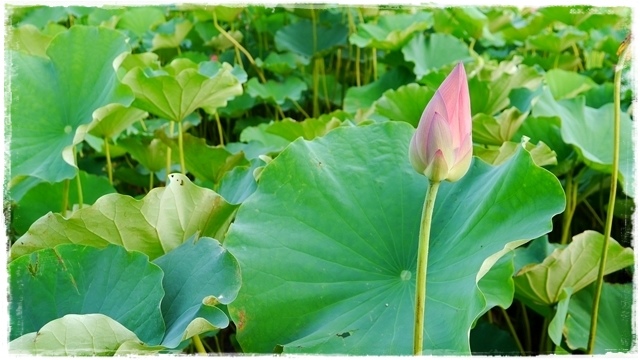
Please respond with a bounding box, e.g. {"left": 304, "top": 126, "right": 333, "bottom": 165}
{"left": 224, "top": 122, "right": 565, "bottom": 354}
{"left": 10, "top": 314, "right": 164, "bottom": 356}
{"left": 11, "top": 170, "right": 116, "bottom": 236}
{"left": 513, "top": 236, "right": 559, "bottom": 274}
{"left": 343, "top": 67, "right": 414, "bottom": 114}
{"left": 402, "top": 33, "right": 472, "bottom": 80}
{"left": 117, "top": 7, "right": 166, "bottom": 37}
{"left": 117, "top": 52, "right": 161, "bottom": 78}
{"left": 153, "top": 235, "right": 242, "bottom": 347}
{"left": 522, "top": 52, "right": 582, "bottom": 71}
{"left": 119, "top": 135, "right": 169, "bottom": 173}
{"left": 583, "top": 82, "right": 616, "bottom": 108}
{"left": 433, "top": 7, "right": 487, "bottom": 40}
{"left": 275, "top": 19, "right": 348, "bottom": 58}
{"left": 218, "top": 93, "right": 257, "bottom": 118}
{"left": 86, "top": 8, "right": 124, "bottom": 28}
{"left": 260, "top": 51, "right": 310, "bottom": 75}
{"left": 9, "top": 244, "right": 165, "bottom": 344}
{"left": 265, "top": 117, "right": 342, "bottom": 142}
{"left": 8, "top": 24, "right": 53, "bottom": 57}
{"left": 508, "top": 86, "right": 543, "bottom": 113}
{"left": 199, "top": 61, "right": 248, "bottom": 83}
{"left": 514, "top": 230, "right": 634, "bottom": 306}
{"left": 217, "top": 158, "right": 265, "bottom": 205}
{"left": 548, "top": 287, "right": 573, "bottom": 345}
{"left": 246, "top": 77, "right": 308, "bottom": 106}
{"left": 544, "top": 69, "right": 596, "bottom": 100}
{"left": 469, "top": 64, "right": 541, "bottom": 116}
{"left": 240, "top": 123, "right": 292, "bottom": 152}
{"left": 10, "top": 26, "right": 132, "bottom": 183}
{"left": 372, "top": 83, "right": 435, "bottom": 127}
{"left": 499, "top": 12, "right": 550, "bottom": 44}
{"left": 478, "top": 252, "right": 517, "bottom": 311}
{"left": 527, "top": 27, "right": 588, "bottom": 53}
{"left": 17, "top": 6, "right": 92, "bottom": 28}
{"left": 142, "top": 17, "right": 193, "bottom": 51}
{"left": 212, "top": 6, "right": 244, "bottom": 23}
{"left": 122, "top": 58, "right": 242, "bottom": 122}
{"left": 532, "top": 88, "right": 634, "bottom": 195}
{"left": 514, "top": 116, "right": 574, "bottom": 173}
{"left": 10, "top": 173, "right": 238, "bottom": 261}
{"left": 158, "top": 132, "right": 249, "bottom": 184}
{"left": 472, "top": 107, "right": 528, "bottom": 146}
{"left": 88, "top": 104, "right": 148, "bottom": 139}
{"left": 474, "top": 140, "right": 557, "bottom": 169}
{"left": 349, "top": 12, "right": 433, "bottom": 50}
{"left": 564, "top": 283, "right": 633, "bottom": 353}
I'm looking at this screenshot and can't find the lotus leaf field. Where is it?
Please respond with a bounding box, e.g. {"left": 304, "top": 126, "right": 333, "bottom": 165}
{"left": 4, "top": 3, "right": 636, "bottom": 356}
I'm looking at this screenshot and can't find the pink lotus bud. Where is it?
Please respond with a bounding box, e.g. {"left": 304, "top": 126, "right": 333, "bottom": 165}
{"left": 409, "top": 63, "right": 472, "bottom": 183}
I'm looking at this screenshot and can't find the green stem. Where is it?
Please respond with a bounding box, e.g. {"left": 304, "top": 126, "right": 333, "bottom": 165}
{"left": 62, "top": 179, "right": 70, "bottom": 214}
{"left": 149, "top": 171, "right": 154, "bottom": 192}
{"left": 213, "top": 12, "right": 266, "bottom": 83}
{"left": 214, "top": 334, "right": 222, "bottom": 355}
{"left": 587, "top": 35, "right": 630, "bottom": 355}
{"left": 177, "top": 121, "right": 186, "bottom": 175}
{"left": 320, "top": 58, "right": 331, "bottom": 112}
{"left": 104, "top": 137, "right": 113, "bottom": 185}
{"left": 291, "top": 98, "right": 311, "bottom": 119}
{"left": 74, "top": 148, "right": 83, "bottom": 209}
{"left": 500, "top": 307, "right": 525, "bottom": 356}
{"left": 413, "top": 180, "right": 440, "bottom": 355}
{"left": 560, "top": 168, "right": 577, "bottom": 245}
{"left": 313, "top": 58, "right": 321, "bottom": 118}
{"left": 214, "top": 112, "right": 225, "bottom": 145}
{"left": 539, "top": 317, "right": 549, "bottom": 354}
{"left": 520, "top": 302, "right": 532, "bottom": 353}
{"left": 371, "top": 47, "right": 378, "bottom": 81}
{"left": 166, "top": 122, "right": 175, "bottom": 178}
{"left": 191, "top": 335, "right": 206, "bottom": 355}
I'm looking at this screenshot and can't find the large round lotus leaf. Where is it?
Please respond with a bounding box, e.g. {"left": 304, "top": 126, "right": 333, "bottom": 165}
{"left": 372, "top": 83, "right": 435, "bottom": 127}
{"left": 10, "top": 174, "right": 238, "bottom": 261}
{"left": 532, "top": 88, "right": 634, "bottom": 195}
{"left": 152, "top": 235, "right": 242, "bottom": 347}
{"left": 526, "top": 27, "right": 588, "bottom": 53}
{"left": 9, "top": 244, "right": 165, "bottom": 344}
{"left": 246, "top": 77, "right": 308, "bottom": 106}
{"left": 564, "top": 283, "right": 633, "bottom": 353}
{"left": 275, "top": 19, "right": 348, "bottom": 58}
{"left": 401, "top": 33, "right": 472, "bottom": 80}
{"left": 7, "top": 24, "right": 54, "bottom": 57}
{"left": 513, "top": 230, "right": 634, "bottom": 306}
{"left": 10, "top": 25, "right": 133, "bottom": 183}
{"left": 9, "top": 314, "right": 163, "bottom": 356}
{"left": 224, "top": 122, "right": 565, "bottom": 354}
{"left": 349, "top": 12, "right": 433, "bottom": 50}
{"left": 122, "top": 59, "right": 242, "bottom": 122}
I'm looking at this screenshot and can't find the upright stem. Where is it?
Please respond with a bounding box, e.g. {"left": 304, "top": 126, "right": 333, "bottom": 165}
{"left": 587, "top": 36, "right": 630, "bottom": 355}
{"left": 104, "top": 137, "right": 113, "bottom": 185}
{"left": 500, "top": 307, "right": 525, "bottom": 356}
{"left": 166, "top": 122, "right": 175, "bottom": 177}
{"left": 214, "top": 112, "right": 225, "bottom": 145}
{"left": 413, "top": 180, "right": 440, "bottom": 355}
{"left": 149, "top": 172, "right": 154, "bottom": 192}
{"left": 313, "top": 58, "right": 321, "bottom": 117}
{"left": 191, "top": 335, "right": 206, "bottom": 355}
{"left": 560, "top": 167, "right": 577, "bottom": 245}
{"left": 177, "top": 121, "right": 186, "bottom": 175}
{"left": 61, "top": 179, "right": 70, "bottom": 214}
{"left": 74, "top": 147, "right": 83, "bottom": 209}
